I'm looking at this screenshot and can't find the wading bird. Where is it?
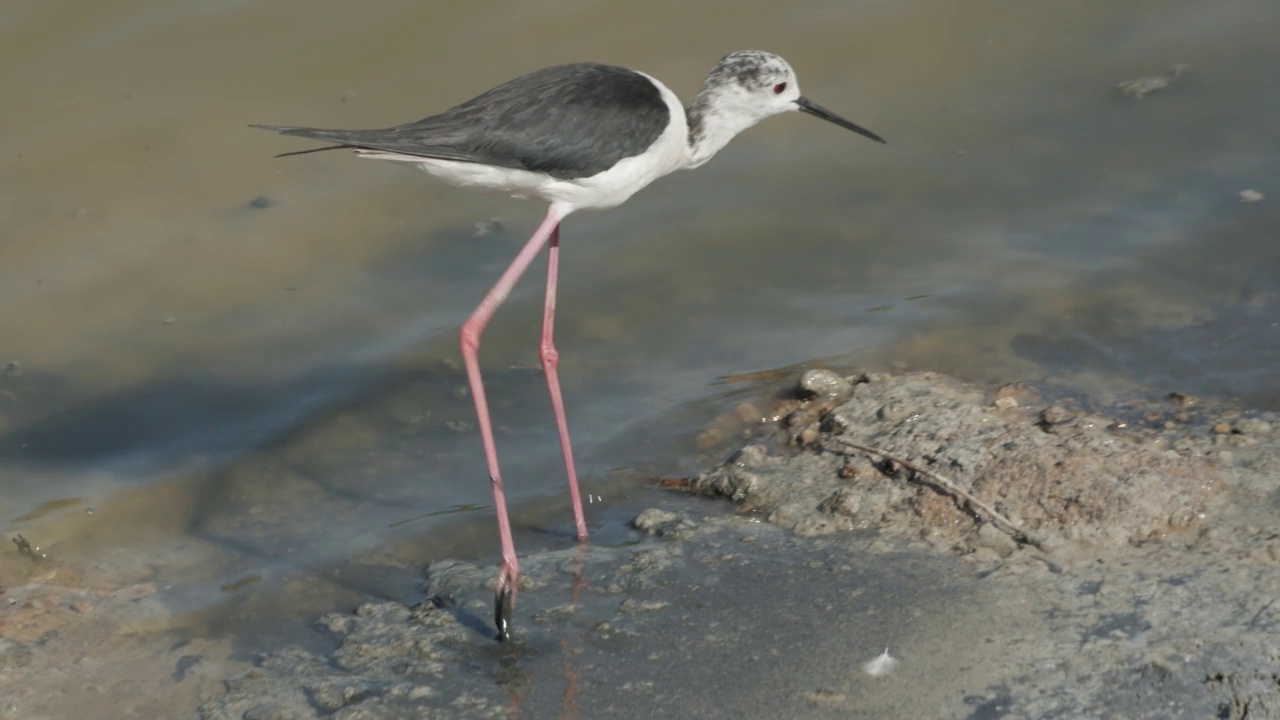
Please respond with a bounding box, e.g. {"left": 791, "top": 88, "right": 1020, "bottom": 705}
{"left": 253, "top": 50, "right": 885, "bottom": 640}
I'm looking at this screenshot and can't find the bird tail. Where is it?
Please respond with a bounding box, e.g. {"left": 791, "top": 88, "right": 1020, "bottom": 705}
{"left": 249, "top": 124, "right": 370, "bottom": 158}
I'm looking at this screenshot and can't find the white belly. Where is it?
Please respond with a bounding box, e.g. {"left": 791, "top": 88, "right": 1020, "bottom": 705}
{"left": 356, "top": 72, "right": 691, "bottom": 213}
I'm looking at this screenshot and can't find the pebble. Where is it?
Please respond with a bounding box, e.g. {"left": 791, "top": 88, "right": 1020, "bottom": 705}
{"left": 1239, "top": 189, "right": 1264, "bottom": 203}
{"left": 797, "top": 369, "right": 853, "bottom": 402}
{"left": 631, "top": 508, "right": 680, "bottom": 533}
{"left": 1040, "top": 404, "right": 1075, "bottom": 427}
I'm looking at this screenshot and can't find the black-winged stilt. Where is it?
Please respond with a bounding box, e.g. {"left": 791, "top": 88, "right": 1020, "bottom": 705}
{"left": 252, "top": 50, "right": 885, "bottom": 641}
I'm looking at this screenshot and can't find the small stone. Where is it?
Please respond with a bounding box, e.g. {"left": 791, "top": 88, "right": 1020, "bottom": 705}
{"left": 1239, "top": 189, "right": 1264, "bottom": 203}
{"left": 1040, "top": 404, "right": 1075, "bottom": 428}
{"left": 797, "top": 369, "right": 853, "bottom": 402}
{"left": 632, "top": 508, "right": 680, "bottom": 533}
{"left": 797, "top": 426, "right": 819, "bottom": 446}
{"left": 1212, "top": 423, "right": 1232, "bottom": 435}
{"left": 994, "top": 383, "right": 1038, "bottom": 407}
{"left": 1, "top": 360, "right": 18, "bottom": 377}
{"left": 246, "top": 196, "right": 277, "bottom": 210}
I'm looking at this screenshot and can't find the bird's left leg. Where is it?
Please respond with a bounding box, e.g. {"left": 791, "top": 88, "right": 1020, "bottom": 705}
{"left": 538, "top": 224, "right": 588, "bottom": 541}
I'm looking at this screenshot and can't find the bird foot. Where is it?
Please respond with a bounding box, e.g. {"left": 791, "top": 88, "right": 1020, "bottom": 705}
{"left": 494, "top": 582, "right": 514, "bottom": 642}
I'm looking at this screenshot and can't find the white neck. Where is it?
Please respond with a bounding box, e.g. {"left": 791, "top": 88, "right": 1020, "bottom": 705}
{"left": 684, "top": 88, "right": 774, "bottom": 169}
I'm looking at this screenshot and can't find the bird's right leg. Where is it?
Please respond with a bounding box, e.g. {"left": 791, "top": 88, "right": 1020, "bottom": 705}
{"left": 459, "top": 206, "right": 565, "bottom": 642}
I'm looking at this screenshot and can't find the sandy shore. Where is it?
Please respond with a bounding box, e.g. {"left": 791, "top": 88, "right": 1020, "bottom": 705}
{"left": 4, "top": 369, "right": 1279, "bottom": 719}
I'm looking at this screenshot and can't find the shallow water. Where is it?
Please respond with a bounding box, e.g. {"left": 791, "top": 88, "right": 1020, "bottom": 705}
{"left": 2, "top": 0, "right": 1279, "bottom": 630}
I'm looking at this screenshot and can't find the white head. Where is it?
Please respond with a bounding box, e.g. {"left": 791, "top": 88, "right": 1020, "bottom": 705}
{"left": 686, "top": 50, "right": 884, "bottom": 168}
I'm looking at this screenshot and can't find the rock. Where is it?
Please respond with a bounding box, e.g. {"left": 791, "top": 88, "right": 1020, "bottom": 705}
{"left": 1040, "top": 404, "right": 1076, "bottom": 429}
{"left": 629, "top": 507, "right": 680, "bottom": 530}
{"left": 797, "top": 369, "right": 853, "bottom": 402}
{"left": 631, "top": 509, "right": 681, "bottom": 534}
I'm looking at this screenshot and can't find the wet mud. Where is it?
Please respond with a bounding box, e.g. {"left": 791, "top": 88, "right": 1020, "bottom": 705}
{"left": 693, "top": 370, "right": 1230, "bottom": 551}
{"left": 44, "top": 369, "right": 1264, "bottom": 719}
{"left": 0, "top": 551, "right": 238, "bottom": 719}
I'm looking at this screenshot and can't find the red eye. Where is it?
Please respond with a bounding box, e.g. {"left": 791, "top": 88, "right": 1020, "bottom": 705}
{"left": 773, "top": 82, "right": 787, "bottom": 94}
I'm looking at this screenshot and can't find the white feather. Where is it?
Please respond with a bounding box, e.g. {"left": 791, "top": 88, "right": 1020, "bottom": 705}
{"left": 862, "top": 647, "right": 900, "bottom": 677}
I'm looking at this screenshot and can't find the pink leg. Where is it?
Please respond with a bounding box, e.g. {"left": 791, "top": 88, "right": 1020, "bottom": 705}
{"left": 540, "top": 225, "right": 589, "bottom": 542}
{"left": 460, "top": 207, "right": 565, "bottom": 641}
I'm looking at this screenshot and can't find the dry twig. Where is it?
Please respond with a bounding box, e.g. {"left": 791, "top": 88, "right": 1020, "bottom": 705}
{"left": 834, "top": 439, "right": 1045, "bottom": 550}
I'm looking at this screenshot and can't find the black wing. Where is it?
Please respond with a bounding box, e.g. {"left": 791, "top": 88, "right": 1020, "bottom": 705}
{"left": 251, "top": 64, "right": 671, "bottom": 180}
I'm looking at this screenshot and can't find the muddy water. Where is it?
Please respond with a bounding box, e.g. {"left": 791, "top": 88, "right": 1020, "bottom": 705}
{"left": 2, "top": 0, "right": 1279, "bottom": 636}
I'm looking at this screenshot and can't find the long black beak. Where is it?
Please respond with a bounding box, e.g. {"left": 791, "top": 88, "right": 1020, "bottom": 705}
{"left": 796, "top": 96, "right": 886, "bottom": 144}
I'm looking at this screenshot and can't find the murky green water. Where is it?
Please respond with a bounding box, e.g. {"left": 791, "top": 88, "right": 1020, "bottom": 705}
{"left": 2, "top": 0, "right": 1278, "bottom": 629}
